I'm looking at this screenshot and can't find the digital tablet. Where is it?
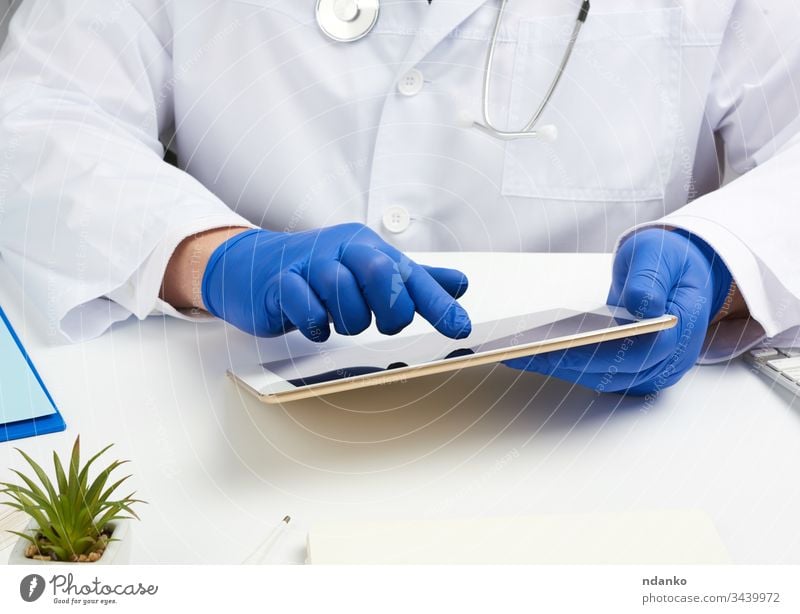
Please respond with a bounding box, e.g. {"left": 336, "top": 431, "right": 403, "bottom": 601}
{"left": 228, "top": 306, "right": 677, "bottom": 404}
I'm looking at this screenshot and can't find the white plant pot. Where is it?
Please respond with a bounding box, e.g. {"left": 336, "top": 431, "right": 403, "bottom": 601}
{"left": 7, "top": 519, "right": 132, "bottom": 565}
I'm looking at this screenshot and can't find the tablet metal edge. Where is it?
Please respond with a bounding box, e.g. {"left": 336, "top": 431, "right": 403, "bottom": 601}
{"left": 229, "top": 313, "right": 678, "bottom": 404}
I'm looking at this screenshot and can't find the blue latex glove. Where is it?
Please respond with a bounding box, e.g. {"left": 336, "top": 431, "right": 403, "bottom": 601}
{"left": 201, "top": 223, "right": 472, "bottom": 341}
{"left": 504, "top": 228, "right": 733, "bottom": 395}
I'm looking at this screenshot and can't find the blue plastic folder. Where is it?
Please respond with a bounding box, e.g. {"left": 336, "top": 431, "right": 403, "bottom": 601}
{"left": 0, "top": 304, "right": 65, "bottom": 442}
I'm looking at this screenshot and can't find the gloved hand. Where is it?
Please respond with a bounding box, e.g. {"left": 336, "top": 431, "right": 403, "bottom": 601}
{"left": 201, "top": 223, "right": 472, "bottom": 341}
{"left": 504, "top": 228, "right": 733, "bottom": 395}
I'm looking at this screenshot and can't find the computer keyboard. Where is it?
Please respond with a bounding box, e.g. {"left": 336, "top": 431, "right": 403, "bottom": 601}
{"left": 744, "top": 347, "right": 800, "bottom": 397}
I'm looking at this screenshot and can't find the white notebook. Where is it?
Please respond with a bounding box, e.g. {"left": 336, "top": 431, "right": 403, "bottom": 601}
{"left": 307, "top": 510, "right": 730, "bottom": 564}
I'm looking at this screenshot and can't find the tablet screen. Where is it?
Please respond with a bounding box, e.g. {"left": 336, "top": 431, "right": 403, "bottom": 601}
{"left": 260, "top": 309, "right": 636, "bottom": 388}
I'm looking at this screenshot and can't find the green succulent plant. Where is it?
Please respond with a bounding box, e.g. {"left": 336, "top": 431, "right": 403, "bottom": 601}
{"left": 0, "top": 436, "right": 144, "bottom": 562}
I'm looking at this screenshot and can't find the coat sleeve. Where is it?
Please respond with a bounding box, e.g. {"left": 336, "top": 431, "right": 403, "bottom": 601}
{"left": 0, "top": 0, "right": 254, "bottom": 342}
{"left": 619, "top": 0, "right": 800, "bottom": 362}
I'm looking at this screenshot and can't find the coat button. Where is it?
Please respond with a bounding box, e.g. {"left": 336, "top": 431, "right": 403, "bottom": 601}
{"left": 382, "top": 206, "right": 411, "bottom": 233}
{"left": 397, "top": 69, "right": 424, "bottom": 96}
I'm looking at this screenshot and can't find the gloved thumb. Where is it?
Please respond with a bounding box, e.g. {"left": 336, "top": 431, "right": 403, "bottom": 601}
{"left": 607, "top": 231, "right": 671, "bottom": 318}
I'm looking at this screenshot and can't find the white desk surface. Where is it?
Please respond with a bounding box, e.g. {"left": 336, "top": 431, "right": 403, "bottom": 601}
{"left": 1, "top": 253, "right": 799, "bottom": 564}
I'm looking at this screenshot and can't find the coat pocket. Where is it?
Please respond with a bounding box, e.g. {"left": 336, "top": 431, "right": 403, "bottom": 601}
{"left": 502, "top": 7, "right": 683, "bottom": 202}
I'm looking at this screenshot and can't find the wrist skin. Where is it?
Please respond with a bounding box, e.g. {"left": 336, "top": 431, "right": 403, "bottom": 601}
{"left": 711, "top": 280, "right": 749, "bottom": 324}
{"left": 160, "top": 226, "right": 251, "bottom": 311}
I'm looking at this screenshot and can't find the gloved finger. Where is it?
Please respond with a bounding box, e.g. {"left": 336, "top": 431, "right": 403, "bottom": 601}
{"left": 306, "top": 259, "right": 371, "bottom": 335}
{"left": 270, "top": 271, "right": 331, "bottom": 342}
{"left": 338, "top": 244, "right": 416, "bottom": 335}
{"left": 625, "top": 368, "right": 687, "bottom": 396}
{"left": 608, "top": 232, "right": 676, "bottom": 317}
{"left": 371, "top": 243, "right": 471, "bottom": 339}
{"left": 375, "top": 251, "right": 471, "bottom": 339}
{"left": 420, "top": 265, "right": 469, "bottom": 299}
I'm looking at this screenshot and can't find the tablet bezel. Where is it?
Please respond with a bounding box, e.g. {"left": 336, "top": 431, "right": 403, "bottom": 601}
{"left": 228, "top": 306, "right": 677, "bottom": 404}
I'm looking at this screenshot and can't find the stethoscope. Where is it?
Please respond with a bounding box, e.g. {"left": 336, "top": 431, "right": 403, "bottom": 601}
{"left": 315, "top": 0, "right": 591, "bottom": 142}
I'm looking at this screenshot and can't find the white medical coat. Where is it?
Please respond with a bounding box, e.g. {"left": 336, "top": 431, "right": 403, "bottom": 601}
{"left": 0, "top": 0, "right": 798, "bottom": 351}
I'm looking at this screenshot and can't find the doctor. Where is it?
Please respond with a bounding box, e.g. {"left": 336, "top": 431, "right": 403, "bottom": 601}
{"left": 0, "top": 0, "right": 797, "bottom": 395}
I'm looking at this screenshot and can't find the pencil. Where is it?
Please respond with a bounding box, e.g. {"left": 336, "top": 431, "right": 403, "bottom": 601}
{"left": 242, "top": 515, "right": 291, "bottom": 564}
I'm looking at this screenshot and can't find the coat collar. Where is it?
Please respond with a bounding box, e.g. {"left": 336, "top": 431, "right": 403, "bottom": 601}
{"left": 394, "top": 0, "right": 488, "bottom": 80}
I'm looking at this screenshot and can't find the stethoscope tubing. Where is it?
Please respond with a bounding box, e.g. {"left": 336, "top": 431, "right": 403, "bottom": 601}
{"left": 477, "top": 0, "right": 590, "bottom": 140}
{"left": 316, "top": 0, "right": 591, "bottom": 141}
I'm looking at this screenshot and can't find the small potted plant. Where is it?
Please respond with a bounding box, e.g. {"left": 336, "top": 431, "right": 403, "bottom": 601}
{"left": 1, "top": 435, "right": 144, "bottom": 564}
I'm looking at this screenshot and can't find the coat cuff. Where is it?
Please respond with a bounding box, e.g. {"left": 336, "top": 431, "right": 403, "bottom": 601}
{"left": 59, "top": 214, "right": 257, "bottom": 342}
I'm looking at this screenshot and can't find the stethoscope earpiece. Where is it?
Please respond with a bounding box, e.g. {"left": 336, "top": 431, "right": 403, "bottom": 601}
{"left": 534, "top": 124, "right": 559, "bottom": 143}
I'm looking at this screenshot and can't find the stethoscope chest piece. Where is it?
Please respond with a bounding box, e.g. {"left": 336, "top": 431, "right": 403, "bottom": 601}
{"left": 316, "top": 0, "right": 380, "bottom": 43}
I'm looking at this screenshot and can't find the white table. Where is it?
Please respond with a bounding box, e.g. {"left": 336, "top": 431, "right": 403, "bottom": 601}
{"left": 1, "top": 253, "right": 799, "bottom": 564}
